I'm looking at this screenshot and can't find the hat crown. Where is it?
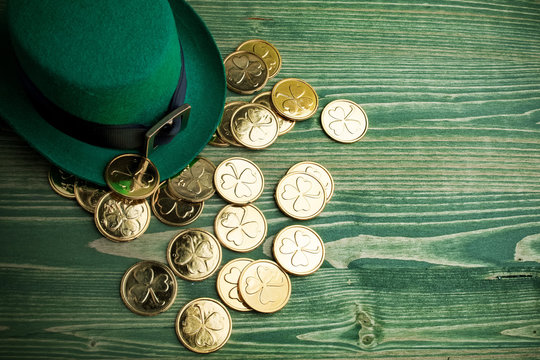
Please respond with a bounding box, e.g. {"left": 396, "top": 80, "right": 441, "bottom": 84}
{"left": 8, "top": 0, "right": 181, "bottom": 126}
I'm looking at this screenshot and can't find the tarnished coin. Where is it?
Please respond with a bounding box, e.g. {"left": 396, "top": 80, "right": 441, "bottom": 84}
{"left": 214, "top": 204, "right": 267, "bottom": 252}
{"left": 166, "top": 229, "right": 222, "bottom": 281}
{"left": 217, "top": 101, "right": 247, "bottom": 147}
{"left": 237, "top": 39, "right": 282, "bottom": 79}
{"left": 120, "top": 261, "right": 178, "bottom": 316}
{"left": 48, "top": 165, "right": 76, "bottom": 198}
{"left": 238, "top": 259, "right": 291, "bottom": 313}
{"left": 94, "top": 192, "right": 151, "bottom": 242}
{"left": 230, "top": 103, "right": 279, "bottom": 149}
{"left": 320, "top": 99, "right": 368, "bottom": 143}
{"left": 151, "top": 184, "right": 204, "bottom": 226}
{"left": 273, "top": 225, "right": 325, "bottom": 276}
{"left": 216, "top": 258, "right": 253, "bottom": 312}
{"left": 74, "top": 180, "right": 108, "bottom": 213}
{"left": 214, "top": 157, "right": 264, "bottom": 205}
{"left": 105, "top": 154, "right": 160, "bottom": 200}
{"left": 271, "top": 78, "right": 318, "bottom": 121}
{"left": 167, "top": 157, "right": 216, "bottom": 202}
{"left": 275, "top": 172, "right": 326, "bottom": 220}
{"left": 224, "top": 50, "right": 268, "bottom": 95}
{"left": 287, "top": 161, "right": 334, "bottom": 203}
{"left": 251, "top": 91, "right": 295, "bottom": 135}
{"left": 175, "top": 297, "right": 232, "bottom": 353}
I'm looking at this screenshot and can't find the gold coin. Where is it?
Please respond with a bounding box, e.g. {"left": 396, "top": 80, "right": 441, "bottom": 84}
{"left": 236, "top": 39, "right": 282, "bottom": 78}
{"left": 287, "top": 161, "right": 334, "bottom": 203}
{"left": 175, "top": 297, "right": 232, "bottom": 354}
{"left": 271, "top": 78, "right": 318, "bottom": 121}
{"left": 120, "top": 260, "right": 178, "bottom": 316}
{"left": 167, "top": 157, "right": 216, "bottom": 202}
{"left": 238, "top": 259, "right": 291, "bottom": 313}
{"left": 104, "top": 154, "right": 160, "bottom": 200}
{"left": 216, "top": 258, "right": 253, "bottom": 312}
{"left": 230, "top": 103, "right": 279, "bottom": 149}
{"left": 320, "top": 99, "right": 368, "bottom": 143}
{"left": 166, "top": 229, "right": 222, "bottom": 281}
{"left": 48, "top": 165, "right": 76, "bottom": 199}
{"left": 273, "top": 225, "right": 325, "bottom": 276}
{"left": 224, "top": 50, "right": 268, "bottom": 95}
{"left": 214, "top": 204, "right": 267, "bottom": 252}
{"left": 94, "top": 192, "right": 151, "bottom": 242}
{"left": 217, "top": 101, "right": 247, "bottom": 147}
{"left": 214, "top": 157, "right": 264, "bottom": 205}
{"left": 251, "top": 91, "right": 295, "bottom": 135}
{"left": 74, "top": 180, "right": 108, "bottom": 213}
{"left": 151, "top": 184, "right": 204, "bottom": 227}
{"left": 275, "top": 172, "right": 326, "bottom": 220}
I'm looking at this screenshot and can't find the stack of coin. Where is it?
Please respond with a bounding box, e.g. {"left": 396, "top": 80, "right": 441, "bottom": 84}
{"left": 275, "top": 161, "right": 334, "bottom": 220}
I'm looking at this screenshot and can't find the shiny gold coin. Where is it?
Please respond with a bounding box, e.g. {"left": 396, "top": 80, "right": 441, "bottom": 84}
{"left": 224, "top": 50, "right": 268, "bottom": 95}
{"left": 273, "top": 225, "right": 325, "bottom": 276}
{"left": 287, "top": 161, "right": 334, "bottom": 203}
{"left": 151, "top": 184, "right": 204, "bottom": 226}
{"left": 251, "top": 91, "right": 295, "bottom": 135}
{"left": 167, "top": 157, "right": 216, "bottom": 203}
{"left": 175, "top": 297, "right": 232, "bottom": 353}
{"left": 120, "top": 260, "right": 178, "bottom": 316}
{"left": 94, "top": 192, "right": 151, "bottom": 242}
{"left": 238, "top": 259, "right": 291, "bottom": 313}
{"left": 217, "top": 101, "right": 247, "bottom": 147}
{"left": 74, "top": 180, "right": 108, "bottom": 213}
{"left": 275, "top": 172, "right": 326, "bottom": 220}
{"left": 320, "top": 99, "right": 368, "bottom": 143}
{"left": 214, "top": 157, "right": 264, "bottom": 205}
{"left": 104, "top": 154, "right": 160, "bottom": 200}
{"left": 216, "top": 258, "right": 253, "bottom": 312}
{"left": 214, "top": 204, "right": 267, "bottom": 252}
{"left": 237, "top": 39, "right": 282, "bottom": 79}
{"left": 230, "top": 103, "right": 279, "bottom": 149}
{"left": 166, "top": 229, "right": 222, "bottom": 281}
{"left": 48, "top": 165, "right": 76, "bottom": 199}
{"left": 271, "top": 78, "right": 318, "bottom": 121}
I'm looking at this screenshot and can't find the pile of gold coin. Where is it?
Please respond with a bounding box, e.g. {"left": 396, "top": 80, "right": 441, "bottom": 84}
{"left": 211, "top": 39, "right": 320, "bottom": 150}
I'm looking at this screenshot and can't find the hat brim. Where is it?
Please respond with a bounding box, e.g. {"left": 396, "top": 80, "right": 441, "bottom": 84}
{"left": 0, "top": 0, "right": 225, "bottom": 186}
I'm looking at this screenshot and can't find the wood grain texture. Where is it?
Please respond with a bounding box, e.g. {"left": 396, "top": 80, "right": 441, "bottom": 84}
{"left": 1, "top": 0, "right": 539, "bottom": 358}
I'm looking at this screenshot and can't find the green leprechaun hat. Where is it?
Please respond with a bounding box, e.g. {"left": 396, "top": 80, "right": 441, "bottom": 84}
{"left": 0, "top": 0, "right": 226, "bottom": 185}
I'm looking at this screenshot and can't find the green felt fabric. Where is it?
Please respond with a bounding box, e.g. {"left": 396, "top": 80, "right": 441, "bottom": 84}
{"left": 8, "top": 0, "right": 181, "bottom": 126}
{"left": 0, "top": 0, "right": 226, "bottom": 185}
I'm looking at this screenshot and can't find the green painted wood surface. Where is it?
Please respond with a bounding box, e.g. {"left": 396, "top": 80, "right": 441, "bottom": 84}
{"left": 1, "top": 0, "right": 539, "bottom": 358}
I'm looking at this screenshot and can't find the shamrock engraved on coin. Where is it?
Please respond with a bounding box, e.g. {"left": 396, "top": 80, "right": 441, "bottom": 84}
{"left": 157, "top": 190, "right": 196, "bottom": 219}
{"left": 235, "top": 108, "right": 273, "bottom": 142}
{"left": 221, "top": 207, "right": 260, "bottom": 247}
{"left": 111, "top": 162, "right": 155, "bottom": 193}
{"left": 221, "top": 162, "right": 257, "bottom": 198}
{"left": 128, "top": 265, "right": 170, "bottom": 307}
{"left": 328, "top": 104, "right": 364, "bottom": 136}
{"left": 183, "top": 304, "right": 225, "bottom": 347}
{"left": 102, "top": 199, "right": 145, "bottom": 237}
{"left": 57, "top": 169, "right": 76, "bottom": 193}
{"left": 277, "top": 84, "right": 314, "bottom": 116}
{"left": 245, "top": 265, "right": 285, "bottom": 305}
{"left": 280, "top": 230, "right": 320, "bottom": 267}
{"left": 174, "top": 164, "right": 213, "bottom": 196}
{"left": 224, "top": 267, "right": 243, "bottom": 302}
{"left": 228, "top": 55, "right": 263, "bottom": 87}
{"left": 174, "top": 233, "right": 214, "bottom": 274}
{"left": 282, "top": 176, "right": 322, "bottom": 212}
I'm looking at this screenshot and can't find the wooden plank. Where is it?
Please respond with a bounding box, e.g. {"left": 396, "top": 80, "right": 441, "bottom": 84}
{"left": 0, "top": 0, "right": 539, "bottom": 358}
